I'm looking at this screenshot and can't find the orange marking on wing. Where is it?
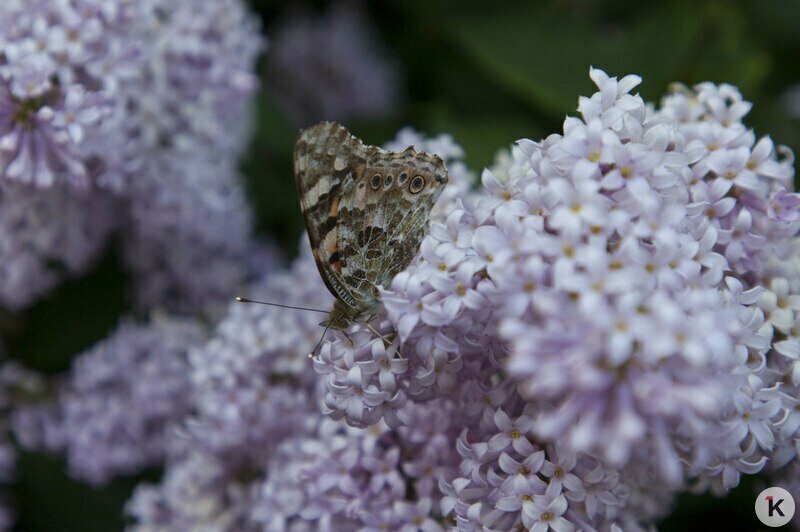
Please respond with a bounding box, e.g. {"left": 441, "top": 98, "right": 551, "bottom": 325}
{"left": 355, "top": 161, "right": 366, "bottom": 181}
{"left": 329, "top": 194, "right": 340, "bottom": 218}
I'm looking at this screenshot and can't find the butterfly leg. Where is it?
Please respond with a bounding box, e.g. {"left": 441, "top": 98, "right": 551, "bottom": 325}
{"left": 364, "top": 322, "right": 405, "bottom": 361}
{"left": 341, "top": 329, "right": 355, "bottom": 346}
{"left": 308, "top": 320, "right": 339, "bottom": 359}
{"left": 364, "top": 321, "right": 390, "bottom": 344}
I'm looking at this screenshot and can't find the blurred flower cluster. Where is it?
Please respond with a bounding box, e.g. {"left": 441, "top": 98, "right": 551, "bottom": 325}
{"left": 266, "top": 2, "right": 402, "bottom": 126}
{"left": 2, "top": 1, "right": 799, "bottom": 525}
{"left": 0, "top": 0, "right": 261, "bottom": 313}
{"left": 14, "top": 317, "right": 206, "bottom": 485}
{"left": 0, "top": 0, "right": 262, "bottom": 526}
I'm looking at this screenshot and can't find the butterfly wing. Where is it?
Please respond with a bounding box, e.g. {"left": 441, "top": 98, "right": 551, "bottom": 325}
{"left": 335, "top": 144, "right": 448, "bottom": 309}
{"left": 295, "top": 122, "right": 449, "bottom": 324}
{"left": 294, "top": 122, "right": 367, "bottom": 312}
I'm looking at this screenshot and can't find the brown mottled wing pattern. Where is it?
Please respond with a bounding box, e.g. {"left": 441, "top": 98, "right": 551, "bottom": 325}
{"left": 295, "top": 121, "right": 448, "bottom": 325}
{"left": 294, "top": 122, "right": 367, "bottom": 311}
{"left": 336, "top": 146, "right": 447, "bottom": 305}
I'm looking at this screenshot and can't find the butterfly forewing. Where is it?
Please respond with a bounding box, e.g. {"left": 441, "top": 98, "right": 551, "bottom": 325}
{"left": 295, "top": 122, "right": 366, "bottom": 312}
{"left": 294, "top": 121, "right": 448, "bottom": 327}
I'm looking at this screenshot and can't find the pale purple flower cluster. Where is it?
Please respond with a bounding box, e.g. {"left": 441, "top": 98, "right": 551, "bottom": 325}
{"left": 120, "top": 0, "right": 262, "bottom": 312}
{"left": 0, "top": 0, "right": 130, "bottom": 308}
{"left": 126, "top": 249, "right": 447, "bottom": 532}
{"left": 252, "top": 402, "right": 459, "bottom": 531}
{"left": 127, "top": 449, "right": 258, "bottom": 531}
{"left": 442, "top": 388, "right": 668, "bottom": 531}
{"left": 14, "top": 317, "right": 205, "bottom": 486}
{"left": 0, "top": 0, "right": 258, "bottom": 191}
{"left": 0, "top": 0, "right": 262, "bottom": 312}
{"left": 0, "top": 181, "right": 116, "bottom": 310}
{"left": 125, "top": 246, "right": 322, "bottom": 529}
{"left": 128, "top": 292, "right": 463, "bottom": 530}
{"left": 124, "top": 151, "right": 255, "bottom": 313}
{"left": 0, "top": 0, "right": 138, "bottom": 189}
{"left": 0, "top": 3, "right": 263, "bottom": 526}
{"left": 184, "top": 246, "right": 327, "bottom": 460}
{"left": 267, "top": 2, "right": 402, "bottom": 125}
{"left": 309, "top": 68, "right": 800, "bottom": 528}
{"left": 13, "top": 67, "right": 800, "bottom": 531}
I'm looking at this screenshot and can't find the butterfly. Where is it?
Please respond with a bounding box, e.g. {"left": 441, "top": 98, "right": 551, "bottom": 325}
{"left": 294, "top": 121, "right": 448, "bottom": 334}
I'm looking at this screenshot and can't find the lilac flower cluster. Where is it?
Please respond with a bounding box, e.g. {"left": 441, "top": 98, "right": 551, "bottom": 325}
{"left": 184, "top": 248, "right": 327, "bottom": 461}
{"left": 123, "top": 151, "right": 255, "bottom": 313}
{"left": 0, "top": 0, "right": 258, "bottom": 191}
{"left": 123, "top": 245, "right": 322, "bottom": 529}
{"left": 127, "top": 449, "right": 258, "bottom": 531}
{"left": 131, "top": 400, "right": 457, "bottom": 531}
{"left": 0, "top": 182, "right": 116, "bottom": 310}
{"left": 0, "top": 0, "right": 137, "bottom": 189}
{"left": 309, "top": 69, "right": 800, "bottom": 528}
{"left": 0, "top": 0, "right": 262, "bottom": 312}
{"left": 13, "top": 68, "right": 800, "bottom": 531}
{"left": 267, "top": 2, "right": 402, "bottom": 126}
{"left": 120, "top": 0, "right": 262, "bottom": 312}
{"left": 126, "top": 130, "right": 470, "bottom": 531}
{"left": 251, "top": 402, "right": 460, "bottom": 531}
{"left": 14, "top": 317, "right": 206, "bottom": 486}
{"left": 0, "top": 3, "right": 264, "bottom": 528}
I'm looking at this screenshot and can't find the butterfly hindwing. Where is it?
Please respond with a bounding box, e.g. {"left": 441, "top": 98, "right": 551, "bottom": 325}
{"left": 337, "top": 146, "right": 448, "bottom": 299}
{"left": 295, "top": 121, "right": 448, "bottom": 327}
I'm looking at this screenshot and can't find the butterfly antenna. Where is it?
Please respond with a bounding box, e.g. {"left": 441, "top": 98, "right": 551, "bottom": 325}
{"left": 235, "top": 296, "right": 329, "bottom": 314}
{"left": 309, "top": 320, "right": 334, "bottom": 359}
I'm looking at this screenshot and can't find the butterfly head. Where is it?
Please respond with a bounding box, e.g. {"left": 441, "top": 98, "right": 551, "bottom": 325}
{"left": 321, "top": 298, "right": 381, "bottom": 330}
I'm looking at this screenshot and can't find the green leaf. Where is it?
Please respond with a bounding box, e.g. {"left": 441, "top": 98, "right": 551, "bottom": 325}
{"left": 428, "top": 105, "right": 545, "bottom": 171}
{"left": 445, "top": 2, "right": 714, "bottom": 116}
{"left": 13, "top": 452, "right": 155, "bottom": 532}
{"left": 4, "top": 245, "right": 129, "bottom": 374}
{"left": 741, "top": 0, "right": 800, "bottom": 49}
{"left": 239, "top": 90, "right": 303, "bottom": 254}
{"left": 677, "top": 1, "right": 772, "bottom": 96}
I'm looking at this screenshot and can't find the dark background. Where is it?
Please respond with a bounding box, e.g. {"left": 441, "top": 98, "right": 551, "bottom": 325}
{"left": 10, "top": 0, "right": 799, "bottom": 530}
